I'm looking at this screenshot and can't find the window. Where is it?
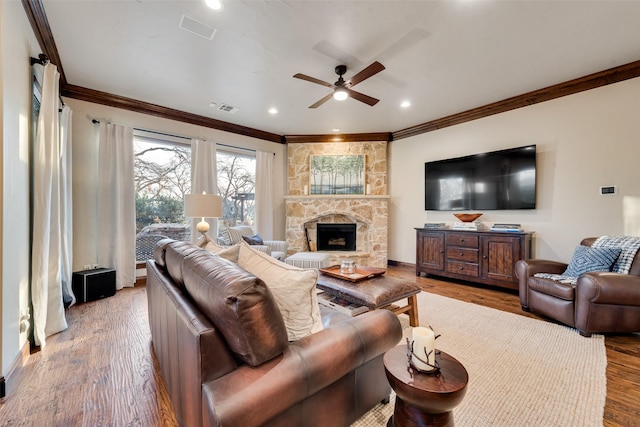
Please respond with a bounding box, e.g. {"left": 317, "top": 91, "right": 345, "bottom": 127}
{"left": 133, "top": 135, "right": 256, "bottom": 260}
{"left": 216, "top": 150, "right": 256, "bottom": 228}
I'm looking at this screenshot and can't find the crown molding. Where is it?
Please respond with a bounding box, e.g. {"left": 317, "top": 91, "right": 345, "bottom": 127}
{"left": 23, "top": 0, "right": 640, "bottom": 144}
{"left": 62, "top": 84, "right": 284, "bottom": 143}
{"left": 284, "top": 133, "right": 391, "bottom": 144}
{"left": 392, "top": 59, "right": 640, "bottom": 141}
{"left": 22, "top": 0, "right": 67, "bottom": 87}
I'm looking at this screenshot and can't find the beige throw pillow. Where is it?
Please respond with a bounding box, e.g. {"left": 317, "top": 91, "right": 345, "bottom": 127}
{"left": 206, "top": 242, "right": 241, "bottom": 263}
{"left": 238, "top": 242, "right": 323, "bottom": 340}
{"left": 204, "top": 239, "right": 222, "bottom": 252}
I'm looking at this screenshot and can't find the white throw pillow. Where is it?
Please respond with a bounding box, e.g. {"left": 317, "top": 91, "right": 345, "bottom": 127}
{"left": 238, "top": 242, "right": 323, "bottom": 340}
{"left": 208, "top": 242, "right": 240, "bottom": 263}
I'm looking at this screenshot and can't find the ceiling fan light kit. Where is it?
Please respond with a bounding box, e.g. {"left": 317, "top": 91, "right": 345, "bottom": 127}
{"left": 333, "top": 88, "right": 348, "bottom": 101}
{"left": 293, "top": 61, "right": 385, "bottom": 108}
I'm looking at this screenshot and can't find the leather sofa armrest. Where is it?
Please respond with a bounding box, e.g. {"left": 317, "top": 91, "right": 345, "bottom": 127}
{"left": 515, "top": 259, "right": 568, "bottom": 279}
{"left": 202, "top": 309, "right": 402, "bottom": 426}
{"left": 516, "top": 259, "right": 569, "bottom": 309}
{"left": 577, "top": 272, "right": 640, "bottom": 305}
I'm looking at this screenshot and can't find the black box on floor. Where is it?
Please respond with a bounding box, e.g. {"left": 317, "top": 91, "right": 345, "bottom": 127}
{"left": 72, "top": 268, "right": 116, "bottom": 302}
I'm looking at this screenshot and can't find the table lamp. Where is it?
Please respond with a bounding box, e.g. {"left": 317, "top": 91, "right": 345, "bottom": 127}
{"left": 184, "top": 191, "right": 223, "bottom": 239}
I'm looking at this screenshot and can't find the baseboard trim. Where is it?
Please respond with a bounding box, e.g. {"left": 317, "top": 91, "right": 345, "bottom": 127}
{"left": 387, "top": 259, "right": 415, "bottom": 269}
{"left": 2, "top": 340, "right": 30, "bottom": 397}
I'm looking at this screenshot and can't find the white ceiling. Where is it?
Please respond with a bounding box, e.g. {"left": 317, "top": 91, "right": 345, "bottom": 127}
{"left": 42, "top": 0, "right": 640, "bottom": 136}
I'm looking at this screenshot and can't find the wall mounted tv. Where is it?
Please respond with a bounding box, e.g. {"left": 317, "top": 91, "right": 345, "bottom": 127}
{"left": 425, "top": 145, "right": 536, "bottom": 211}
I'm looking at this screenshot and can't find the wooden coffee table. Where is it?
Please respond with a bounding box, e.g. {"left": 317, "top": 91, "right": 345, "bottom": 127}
{"left": 316, "top": 270, "right": 421, "bottom": 326}
{"left": 384, "top": 345, "right": 468, "bottom": 427}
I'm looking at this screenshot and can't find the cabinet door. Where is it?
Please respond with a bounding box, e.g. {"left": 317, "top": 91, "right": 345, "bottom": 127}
{"left": 481, "top": 235, "right": 522, "bottom": 284}
{"left": 417, "top": 231, "right": 445, "bottom": 272}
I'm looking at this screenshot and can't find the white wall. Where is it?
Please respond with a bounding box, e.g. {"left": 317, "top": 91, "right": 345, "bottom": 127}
{"left": 64, "top": 98, "right": 287, "bottom": 272}
{"left": 1, "top": 1, "right": 41, "bottom": 375}
{"left": 389, "top": 77, "right": 640, "bottom": 265}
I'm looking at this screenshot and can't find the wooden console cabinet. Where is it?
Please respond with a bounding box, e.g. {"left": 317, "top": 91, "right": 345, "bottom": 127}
{"left": 415, "top": 228, "right": 532, "bottom": 290}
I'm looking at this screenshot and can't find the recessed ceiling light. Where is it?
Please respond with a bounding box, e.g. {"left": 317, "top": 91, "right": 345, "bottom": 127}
{"left": 268, "top": 108, "right": 278, "bottom": 115}
{"left": 332, "top": 128, "right": 341, "bottom": 132}
{"left": 401, "top": 100, "right": 411, "bottom": 108}
{"left": 204, "top": 0, "right": 223, "bottom": 10}
{"left": 209, "top": 102, "right": 217, "bottom": 108}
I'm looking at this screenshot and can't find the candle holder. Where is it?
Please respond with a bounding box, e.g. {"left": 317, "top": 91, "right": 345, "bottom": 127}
{"left": 406, "top": 326, "right": 441, "bottom": 375}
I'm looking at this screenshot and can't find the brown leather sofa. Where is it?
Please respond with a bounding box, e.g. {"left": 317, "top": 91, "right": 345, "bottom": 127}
{"left": 515, "top": 237, "right": 640, "bottom": 336}
{"left": 146, "top": 239, "right": 402, "bottom": 426}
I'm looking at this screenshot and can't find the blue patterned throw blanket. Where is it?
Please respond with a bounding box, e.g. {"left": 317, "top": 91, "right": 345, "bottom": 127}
{"left": 534, "top": 236, "right": 640, "bottom": 285}
{"left": 533, "top": 273, "right": 579, "bottom": 285}
{"left": 592, "top": 235, "right": 640, "bottom": 274}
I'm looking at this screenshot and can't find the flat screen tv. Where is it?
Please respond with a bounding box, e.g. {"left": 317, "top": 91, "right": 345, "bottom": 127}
{"left": 425, "top": 145, "right": 536, "bottom": 211}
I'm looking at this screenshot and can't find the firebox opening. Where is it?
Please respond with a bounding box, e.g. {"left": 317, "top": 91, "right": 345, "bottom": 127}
{"left": 316, "top": 223, "right": 356, "bottom": 251}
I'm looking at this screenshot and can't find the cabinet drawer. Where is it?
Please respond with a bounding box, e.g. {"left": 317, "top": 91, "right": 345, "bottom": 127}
{"left": 446, "top": 233, "right": 479, "bottom": 248}
{"left": 446, "top": 261, "right": 479, "bottom": 277}
{"left": 446, "top": 247, "right": 479, "bottom": 263}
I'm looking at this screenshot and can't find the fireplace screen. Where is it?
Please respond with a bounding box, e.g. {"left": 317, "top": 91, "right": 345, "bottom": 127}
{"left": 316, "top": 223, "right": 356, "bottom": 251}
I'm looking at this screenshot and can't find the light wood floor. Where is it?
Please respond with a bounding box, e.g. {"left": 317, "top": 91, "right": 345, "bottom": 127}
{"left": 1, "top": 264, "right": 638, "bottom": 426}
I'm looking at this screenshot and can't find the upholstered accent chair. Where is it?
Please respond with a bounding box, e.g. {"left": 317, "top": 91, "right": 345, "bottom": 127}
{"left": 219, "top": 225, "right": 287, "bottom": 260}
{"left": 515, "top": 236, "right": 640, "bottom": 336}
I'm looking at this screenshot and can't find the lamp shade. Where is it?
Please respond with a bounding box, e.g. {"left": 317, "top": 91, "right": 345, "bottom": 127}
{"left": 184, "top": 193, "right": 223, "bottom": 218}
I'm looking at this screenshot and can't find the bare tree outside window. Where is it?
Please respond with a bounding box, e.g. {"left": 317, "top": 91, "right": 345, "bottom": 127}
{"left": 133, "top": 139, "right": 256, "bottom": 261}
{"left": 216, "top": 151, "right": 256, "bottom": 228}
{"left": 134, "top": 141, "right": 191, "bottom": 233}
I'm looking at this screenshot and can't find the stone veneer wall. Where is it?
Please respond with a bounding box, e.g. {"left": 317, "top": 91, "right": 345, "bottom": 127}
{"left": 288, "top": 141, "right": 388, "bottom": 196}
{"left": 286, "top": 141, "right": 389, "bottom": 267}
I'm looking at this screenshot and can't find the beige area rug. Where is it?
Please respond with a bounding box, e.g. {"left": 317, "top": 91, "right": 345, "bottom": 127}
{"left": 352, "top": 292, "right": 607, "bottom": 427}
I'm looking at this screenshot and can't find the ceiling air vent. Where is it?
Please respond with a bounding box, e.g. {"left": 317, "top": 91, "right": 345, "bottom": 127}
{"left": 179, "top": 15, "right": 216, "bottom": 40}
{"left": 217, "top": 103, "right": 239, "bottom": 114}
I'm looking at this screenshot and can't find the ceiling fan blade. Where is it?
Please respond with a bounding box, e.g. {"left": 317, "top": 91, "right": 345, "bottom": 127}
{"left": 293, "top": 73, "right": 334, "bottom": 88}
{"left": 345, "top": 88, "right": 379, "bottom": 106}
{"left": 309, "top": 93, "right": 333, "bottom": 109}
{"left": 346, "top": 61, "right": 385, "bottom": 87}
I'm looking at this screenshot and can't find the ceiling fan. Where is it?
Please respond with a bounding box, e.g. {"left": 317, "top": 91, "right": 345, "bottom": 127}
{"left": 293, "top": 61, "right": 385, "bottom": 108}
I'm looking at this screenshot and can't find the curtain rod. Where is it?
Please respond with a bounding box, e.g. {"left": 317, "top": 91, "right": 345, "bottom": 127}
{"left": 216, "top": 142, "right": 256, "bottom": 154}
{"left": 91, "top": 118, "right": 192, "bottom": 142}
{"left": 90, "top": 118, "right": 274, "bottom": 155}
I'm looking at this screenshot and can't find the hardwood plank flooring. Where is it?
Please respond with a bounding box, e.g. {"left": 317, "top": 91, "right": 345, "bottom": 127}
{"left": 0, "top": 264, "right": 638, "bottom": 426}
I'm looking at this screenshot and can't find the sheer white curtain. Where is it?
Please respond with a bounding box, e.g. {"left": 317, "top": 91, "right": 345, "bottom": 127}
{"left": 255, "top": 150, "right": 274, "bottom": 239}
{"left": 31, "top": 63, "right": 74, "bottom": 347}
{"left": 59, "top": 106, "right": 74, "bottom": 306}
{"left": 97, "top": 123, "right": 136, "bottom": 289}
{"left": 190, "top": 139, "right": 218, "bottom": 243}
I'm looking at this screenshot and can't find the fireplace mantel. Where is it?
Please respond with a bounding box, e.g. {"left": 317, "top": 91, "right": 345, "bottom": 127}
{"left": 284, "top": 195, "right": 390, "bottom": 201}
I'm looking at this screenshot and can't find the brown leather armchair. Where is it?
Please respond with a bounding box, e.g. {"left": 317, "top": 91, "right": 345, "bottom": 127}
{"left": 515, "top": 237, "right": 640, "bottom": 337}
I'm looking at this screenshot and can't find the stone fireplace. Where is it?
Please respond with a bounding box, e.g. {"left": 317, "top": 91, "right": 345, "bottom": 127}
{"left": 285, "top": 141, "right": 389, "bottom": 267}
{"left": 285, "top": 194, "right": 389, "bottom": 267}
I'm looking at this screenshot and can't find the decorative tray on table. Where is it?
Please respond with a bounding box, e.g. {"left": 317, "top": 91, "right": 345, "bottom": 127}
{"left": 318, "top": 265, "right": 386, "bottom": 282}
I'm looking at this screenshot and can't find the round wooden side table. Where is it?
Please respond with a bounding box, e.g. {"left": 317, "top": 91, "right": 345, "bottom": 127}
{"left": 384, "top": 345, "right": 468, "bottom": 427}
